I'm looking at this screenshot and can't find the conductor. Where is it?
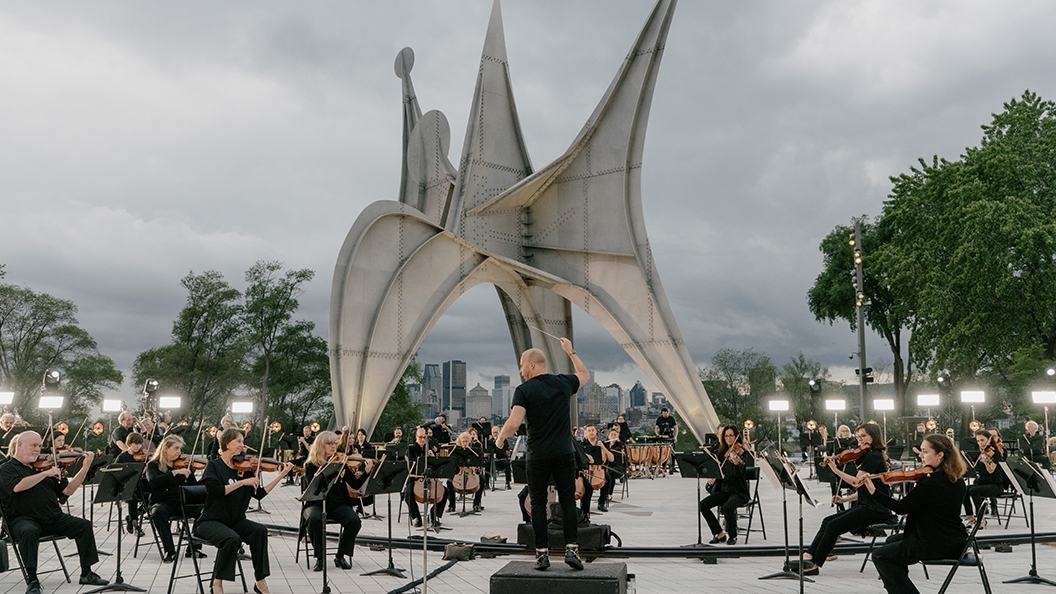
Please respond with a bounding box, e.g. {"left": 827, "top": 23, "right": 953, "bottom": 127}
{"left": 496, "top": 337, "right": 591, "bottom": 571}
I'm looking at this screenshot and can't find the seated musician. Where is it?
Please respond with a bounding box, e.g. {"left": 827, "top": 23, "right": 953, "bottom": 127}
{"left": 196, "top": 428, "right": 294, "bottom": 594}
{"left": 827, "top": 424, "right": 855, "bottom": 511}
{"left": 301, "top": 431, "right": 363, "bottom": 572}
{"left": 655, "top": 408, "right": 677, "bottom": 474}
{"left": 383, "top": 426, "right": 404, "bottom": 444}
{"left": 1022, "top": 421, "right": 1050, "bottom": 469}
{"left": 347, "top": 428, "right": 376, "bottom": 517}
{"left": 581, "top": 423, "right": 613, "bottom": 514}
{"left": 790, "top": 423, "right": 893, "bottom": 575}
{"left": 207, "top": 415, "right": 235, "bottom": 461}
{"left": 41, "top": 431, "right": 66, "bottom": 453}
{"left": 446, "top": 432, "right": 485, "bottom": 513}
{"left": 468, "top": 427, "right": 491, "bottom": 490}
{"left": 698, "top": 425, "right": 750, "bottom": 545}
{"left": 964, "top": 428, "right": 1005, "bottom": 529}
{"left": 146, "top": 434, "right": 205, "bottom": 562}
{"left": 616, "top": 415, "right": 634, "bottom": 444}
{"left": 867, "top": 434, "right": 968, "bottom": 594}
{"left": 598, "top": 426, "right": 625, "bottom": 510}
{"left": 490, "top": 426, "right": 512, "bottom": 489}
{"left": 0, "top": 431, "right": 108, "bottom": 594}
{"left": 432, "top": 414, "right": 452, "bottom": 445}
{"left": 107, "top": 410, "right": 135, "bottom": 458}
{"left": 114, "top": 432, "right": 147, "bottom": 537}
{"left": 404, "top": 427, "right": 445, "bottom": 528}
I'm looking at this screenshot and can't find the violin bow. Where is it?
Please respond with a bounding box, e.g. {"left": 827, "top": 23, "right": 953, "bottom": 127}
{"left": 254, "top": 417, "right": 269, "bottom": 477}
{"left": 190, "top": 416, "right": 206, "bottom": 457}
{"left": 70, "top": 414, "right": 91, "bottom": 449}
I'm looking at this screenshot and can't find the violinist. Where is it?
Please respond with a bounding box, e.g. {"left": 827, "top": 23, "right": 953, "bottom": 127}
{"left": 146, "top": 434, "right": 204, "bottom": 563}
{"left": 446, "top": 432, "right": 485, "bottom": 513}
{"left": 963, "top": 428, "right": 1005, "bottom": 529}
{"left": 790, "top": 423, "right": 893, "bottom": 575}
{"left": 207, "top": 415, "right": 235, "bottom": 460}
{"left": 42, "top": 431, "right": 66, "bottom": 454}
{"left": 0, "top": 431, "right": 109, "bottom": 593}
{"left": 348, "top": 429, "right": 376, "bottom": 518}
{"left": 598, "top": 426, "right": 625, "bottom": 510}
{"left": 866, "top": 434, "right": 968, "bottom": 594}
{"left": 107, "top": 411, "right": 135, "bottom": 458}
{"left": 826, "top": 424, "right": 856, "bottom": 511}
{"left": 404, "top": 426, "right": 444, "bottom": 528}
{"left": 301, "top": 431, "right": 363, "bottom": 572}
{"left": 698, "top": 425, "right": 750, "bottom": 545}
{"left": 114, "top": 432, "right": 147, "bottom": 537}
{"left": 196, "top": 427, "right": 294, "bottom": 594}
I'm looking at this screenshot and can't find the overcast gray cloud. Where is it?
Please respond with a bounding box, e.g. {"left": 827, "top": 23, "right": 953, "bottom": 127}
{"left": 2, "top": 1, "right": 1055, "bottom": 402}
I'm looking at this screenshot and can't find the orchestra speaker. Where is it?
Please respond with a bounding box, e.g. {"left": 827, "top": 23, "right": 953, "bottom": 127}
{"left": 490, "top": 561, "right": 627, "bottom": 594}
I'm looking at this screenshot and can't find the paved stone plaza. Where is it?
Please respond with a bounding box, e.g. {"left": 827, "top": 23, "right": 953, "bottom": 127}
{"left": 3, "top": 465, "right": 1054, "bottom": 594}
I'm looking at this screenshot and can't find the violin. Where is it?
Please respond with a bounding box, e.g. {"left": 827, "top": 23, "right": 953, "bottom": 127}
{"left": 33, "top": 451, "right": 83, "bottom": 472}
{"left": 725, "top": 442, "right": 745, "bottom": 463}
{"left": 863, "top": 465, "right": 933, "bottom": 484}
{"left": 821, "top": 444, "right": 870, "bottom": 467}
{"left": 172, "top": 454, "right": 209, "bottom": 470}
{"left": 231, "top": 454, "right": 291, "bottom": 475}
{"left": 132, "top": 451, "right": 148, "bottom": 462}
{"left": 977, "top": 445, "right": 995, "bottom": 466}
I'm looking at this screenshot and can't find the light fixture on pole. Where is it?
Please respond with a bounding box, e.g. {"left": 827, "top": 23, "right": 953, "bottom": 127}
{"left": 769, "top": 399, "right": 789, "bottom": 454}
{"left": 825, "top": 398, "right": 846, "bottom": 433}
{"left": 38, "top": 395, "right": 64, "bottom": 410}
{"left": 960, "top": 390, "right": 985, "bottom": 432}
{"left": 1031, "top": 390, "right": 1056, "bottom": 438}
{"left": 42, "top": 369, "right": 62, "bottom": 392}
{"left": 103, "top": 399, "right": 123, "bottom": 412}
{"left": 873, "top": 399, "right": 894, "bottom": 444}
{"left": 917, "top": 393, "right": 940, "bottom": 421}
{"left": 231, "top": 402, "right": 254, "bottom": 414}
{"left": 158, "top": 396, "right": 182, "bottom": 410}
{"left": 0, "top": 392, "right": 13, "bottom": 406}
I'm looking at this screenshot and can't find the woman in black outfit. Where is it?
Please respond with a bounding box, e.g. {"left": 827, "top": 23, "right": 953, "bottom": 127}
{"left": 146, "top": 434, "right": 204, "bottom": 562}
{"left": 446, "top": 432, "right": 486, "bottom": 512}
{"left": 791, "top": 423, "right": 894, "bottom": 575}
{"left": 868, "top": 433, "right": 968, "bottom": 594}
{"left": 964, "top": 428, "right": 1005, "bottom": 529}
{"left": 302, "top": 431, "right": 363, "bottom": 572}
{"left": 699, "top": 425, "right": 750, "bottom": 545}
{"left": 196, "top": 428, "right": 294, "bottom": 594}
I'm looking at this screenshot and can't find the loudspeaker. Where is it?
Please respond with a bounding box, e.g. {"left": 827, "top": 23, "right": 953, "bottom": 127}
{"left": 490, "top": 560, "right": 626, "bottom": 594}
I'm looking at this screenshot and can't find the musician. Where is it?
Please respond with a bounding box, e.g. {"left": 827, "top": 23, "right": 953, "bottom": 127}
{"left": 0, "top": 431, "right": 109, "bottom": 593}
{"left": 615, "top": 415, "right": 634, "bottom": 443}
{"left": 826, "top": 424, "right": 856, "bottom": 511}
{"left": 496, "top": 337, "right": 591, "bottom": 571}
{"left": 383, "top": 426, "right": 404, "bottom": 444}
{"left": 791, "top": 423, "right": 893, "bottom": 575}
{"left": 432, "top": 414, "right": 452, "bottom": 445}
{"left": 490, "top": 426, "right": 512, "bottom": 489}
{"left": 698, "top": 425, "right": 750, "bottom": 545}
{"left": 196, "top": 428, "right": 294, "bottom": 594}
{"left": 114, "top": 432, "right": 146, "bottom": 537}
{"left": 146, "top": 434, "right": 203, "bottom": 563}
{"left": 351, "top": 429, "right": 375, "bottom": 458}
{"left": 404, "top": 426, "right": 446, "bottom": 528}
{"left": 0, "top": 413, "right": 15, "bottom": 432}
{"left": 446, "top": 432, "right": 485, "bottom": 512}
{"left": 1021, "top": 421, "right": 1050, "bottom": 469}
{"left": 963, "top": 428, "right": 1005, "bottom": 529}
{"left": 301, "top": 431, "right": 363, "bottom": 572}
{"left": 42, "top": 431, "right": 66, "bottom": 453}
{"left": 867, "top": 434, "right": 968, "bottom": 594}
{"left": 654, "top": 408, "right": 677, "bottom": 441}
{"left": 107, "top": 410, "right": 135, "bottom": 457}
{"left": 598, "top": 426, "right": 625, "bottom": 510}
{"left": 207, "top": 415, "right": 235, "bottom": 460}
{"left": 580, "top": 423, "right": 613, "bottom": 515}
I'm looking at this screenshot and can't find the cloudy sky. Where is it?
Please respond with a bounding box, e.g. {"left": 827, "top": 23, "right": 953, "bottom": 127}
{"left": 2, "top": 1, "right": 1055, "bottom": 404}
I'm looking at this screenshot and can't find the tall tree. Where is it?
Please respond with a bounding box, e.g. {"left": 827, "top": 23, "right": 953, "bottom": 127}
{"left": 132, "top": 271, "right": 246, "bottom": 424}
{"left": 254, "top": 320, "right": 333, "bottom": 435}
{"left": 242, "top": 261, "right": 314, "bottom": 428}
{"left": 699, "top": 348, "right": 776, "bottom": 436}
{"left": 0, "top": 282, "right": 122, "bottom": 421}
{"left": 779, "top": 351, "right": 826, "bottom": 426}
{"left": 374, "top": 358, "right": 426, "bottom": 440}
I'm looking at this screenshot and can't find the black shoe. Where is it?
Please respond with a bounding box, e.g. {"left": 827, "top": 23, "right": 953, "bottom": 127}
{"left": 79, "top": 572, "right": 109, "bottom": 586}
{"left": 334, "top": 555, "right": 352, "bottom": 570}
{"left": 708, "top": 534, "right": 727, "bottom": 544}
{"left": 801, "top": 562, "right": 819, "bottom": 576}
{"left": 726, "top": 536, "right": 737, "bottom": 546}
{"left": 126, "top": 517, "right": 135, "bottom": 534}
{"left": 25, "top": 581, "right": 41, "bottom": 594}
{"left": 186, "top": 547, "right": 207, "bottom": 559}
{"left": 473, "top": 505, "right": 483, "bottom": 512}
{"left": 446, "top": 506, "right": 455, "bottom": 513}
{"left": 135, "top": 527, "right": 145, "bottom": 538}
{"left": 534, "top": 549, "right": 550, "bottom": 570}
{"left": 162, "top": 552, "right": 176, "bottom": 563}
{"left": 313, "top": 558, "right": 324, "bottom": 572}
{"left": 412, "top": 518, "right": 422, "bottom": 528}
{"left": 597, "top": 503, "right": 609, "bottom": 512}
{"left": 564, "top": 546, "right": 584, "bottom": 570}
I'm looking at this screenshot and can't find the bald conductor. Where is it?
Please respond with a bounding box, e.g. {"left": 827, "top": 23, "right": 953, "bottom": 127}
{"left": 497, "top": 338, "right": 590, "bottom": 571}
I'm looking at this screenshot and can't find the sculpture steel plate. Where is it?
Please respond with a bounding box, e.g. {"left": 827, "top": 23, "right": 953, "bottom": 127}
{"left": 330, "top": 0, "right": 720, "bottom": 441}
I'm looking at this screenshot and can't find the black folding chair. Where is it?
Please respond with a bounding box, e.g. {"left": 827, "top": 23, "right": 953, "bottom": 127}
{"left": 738, "top": 465, "right": 766, "bottom": 543}
{"left": 0, "top": 498, "right": 72, "bottom": 584}
{"left": 921, "top": 502, "right": 992, "bottom": 594}
{"left": 166, "top": 486, "right": 247, "bottom": 594}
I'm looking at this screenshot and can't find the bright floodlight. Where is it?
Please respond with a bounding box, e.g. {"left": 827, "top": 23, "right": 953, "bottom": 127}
{"left": 1047, "top": 368, "right": 1055, "bottom": 377}
{"left": 103, "top": 399, "right": 123, "bottom": 412}
{"left": 1032, "top": 391, "right": 1056, "bottom": 404}
{"left": 768, "top": 400, "right": 789, "bottom": 412}
{"left": 873, "top": 399, "right": 895, "bottom": 411}
{"left": 0, "top": 392, "right": 13, "bottom": 405}
{"left": 960, "top": 390, "right": 985, "bottom": 403}
{"left": 38, "top": 396, "right": 64, "bottom": 409}
{"left": 231, "top": 401, "right": 254, "bottom": 414}
{"left": 917, "top": 394, "right": 940, "bottom": 407}
{"left": 825, "top": 399, "right": 846, "bottom": 411}
{"left": 158, "top": 396, "right": 182, "bottom": 409}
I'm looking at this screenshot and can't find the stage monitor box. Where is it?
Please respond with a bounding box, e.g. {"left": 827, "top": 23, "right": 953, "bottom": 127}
{"left": 491, "top": 560, "right": 626, "bottom": 594}
{"left": 516, "top": 523, "right": 611, "bottom": 550}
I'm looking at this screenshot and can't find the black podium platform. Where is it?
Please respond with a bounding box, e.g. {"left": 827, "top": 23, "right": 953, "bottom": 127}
{"left": 490, "top": 561, "right": 627, "bottom": 594}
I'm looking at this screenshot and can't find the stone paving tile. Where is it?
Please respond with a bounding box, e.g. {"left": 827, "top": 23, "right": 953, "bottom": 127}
{"left": 2, "top": 466, "right": 1054, "bottom": 593}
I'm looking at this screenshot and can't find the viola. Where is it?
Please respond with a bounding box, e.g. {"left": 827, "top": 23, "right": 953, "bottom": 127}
{"left": 725, "top": 442, "right": 745, "bottom": 463}
{"left": 864, "top": 465, "right": 934, "bottom": 484}
{"left": 325, "top": 453, "right": 371, "bottom": 474}
{"left": 821, "top": 444, "right": 870, "bottom": 467}
{"left": 172, "top": 454, "right": 209, "bottom": 470}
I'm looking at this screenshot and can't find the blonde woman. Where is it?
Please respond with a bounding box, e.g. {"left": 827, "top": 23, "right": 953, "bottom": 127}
{"left": 146, "top": 434, "right": 202, "bottom": 562}
{"left": 302, "top": 431, "right": 363, "bottom": 571}
{"left": 446, "top": 432, "right": 485, "bottom": 512}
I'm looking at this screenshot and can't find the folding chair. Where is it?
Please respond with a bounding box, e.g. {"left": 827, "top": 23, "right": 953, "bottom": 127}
{"left": 860, "top": 515, "right": 903, "bottom": 572}
{"left": 0, "top": 498, "right": 72, "bottom": 584}
{"left": 921, "top": 502, "right": 992, "bottom": 594}
{"left": 166, "top": 486, "right": 247, "bottom": 594}
{"left": 738, "top": 465, "right": 766, "bottom": 543}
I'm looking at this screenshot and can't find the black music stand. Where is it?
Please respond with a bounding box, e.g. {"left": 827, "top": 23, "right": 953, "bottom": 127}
{"left": 758, "top": 451, "right": 819, "bottom": 593}
{"left": 362, "top": 460, "right": 409, "bottom": 578}
{"left": 450, "top": 450, "right": 484, "bottom": 517}
{"left": 411, "top": 456, "right": 457, "bottom": 531}
{"left": 89, "top": 463, "right": 146, "bottom": 593}
{"left": 1001, "top": 460, "right": 1056, "bottom": 587}
{"left": 299, "top": 461, "right": 343, "bottom": 594}
{"left": 675, "top": 451, "right": 722, "bottom": 547}
{"left": 511, "top": 459, "right": 527, "bottom": 485}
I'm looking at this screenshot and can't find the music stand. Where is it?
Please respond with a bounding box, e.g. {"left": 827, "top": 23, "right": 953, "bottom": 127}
{"left": 408, "top": 454, "right": 456, "bottom": 594}
{"left": 362, "top": 460, "right": 409, "bottom": 578}
{"left": 511, "top": 459, "right": 527, "bottom": 484}
{"left": 299, "top": 462, "right": 343, "bottom": 594}
{"left": 450, "top": 450, "right": 484, "bottom": 517}
{"left": 89, "top": 462, "right": 146, "bottom": 593}
{"left": 1001, "top": 460, "right": 1056, "bottom": 586}
{"left": 675, "top": 451, "right": 722, "bottom": 547}
{"left": 758, "top": 451, "right": 818, "bottom": 592}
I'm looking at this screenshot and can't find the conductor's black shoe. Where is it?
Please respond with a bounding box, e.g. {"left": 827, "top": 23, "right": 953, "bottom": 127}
{"left": 25, "top": 580, "right": 41, "bottom": 594}
{"left": 334, "top": 555, "right": 352, "bottom": 570}
{"left": 534, "top": 549, "right": 550, "bottom": 570}
{"left": 79, "top": 572, "right": 109, "bottom": 586}
{"left": 708, "top": 534, "right": 726, "bottom": 544}
{"left": 564, "top": 546, "right": 584, "bottom": 570}
{"left": 597, "top": 503, "right": 609, "bottom": 512}
{"left": 313, "top": 558, "right": 324, "bottom": 572}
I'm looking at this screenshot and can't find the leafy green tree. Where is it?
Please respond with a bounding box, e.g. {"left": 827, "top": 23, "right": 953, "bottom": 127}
{"left": 699, "top": 348, "right": 777, "bottom": 441}
{"left": 132, "top": 271, "right": 246, "bottom": 424}
{"left": 254, "top": 320, "right": 332, "bottom": 435}
{"left": 243, "top": 261, "right": 315, "bottom": 428}
{"left": 779, "top": 351, "right": 826, "bottom": 426}
{"left": 374, "top": 358, "right": 426, "bottom": 440}
{"left": 0, "top": 282, "right": 122, "bottom": 421}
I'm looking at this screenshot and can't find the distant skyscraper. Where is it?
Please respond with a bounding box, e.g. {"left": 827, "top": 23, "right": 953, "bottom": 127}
{"left": 494, "top": 375, "right": 510, "bottom": 390}
{"left": 423, "top": 364, "right": 442, "bottom": 417}
{"left": 604, "top": 383, "right": 623, "bottom": 416}
{"left": 467, "top": 383, "right": 491, "bottom": 421}
{"left": 442, "top": 360, "right": 467, "bottom": 415}
{"left": 492, "top": 374, "right": 513, "bottom": 419}
{"left": 630, "top": 380, "right": 647, "bottom": 408}
{"left": 579, "top": 382, "right": 606, "bottom": 426}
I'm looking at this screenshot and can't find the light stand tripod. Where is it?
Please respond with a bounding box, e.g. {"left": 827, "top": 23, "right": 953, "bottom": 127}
{"left": 1002, "top": 460, "right": 1056, "bottom": 587}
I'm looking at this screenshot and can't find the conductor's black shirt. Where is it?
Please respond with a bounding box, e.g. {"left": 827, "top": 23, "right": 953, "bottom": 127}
{"left": 512, "top": 373, "right": 580, "bottom": 460}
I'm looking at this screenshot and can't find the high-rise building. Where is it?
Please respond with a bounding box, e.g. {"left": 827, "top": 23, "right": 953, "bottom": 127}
{"left": 630, "top": 380, "right": 647, "bottom": 408}
{"left": 578, "top": 382, "right": 607, "bottom": 426}
{"left": 423, "top": 364, "right": 442, "bottom": 417}
{"left": 493, "top": 375, "right": 513, "bottom": 419}
{"left": 442, "top": 360, "right": 467, "bottom": 415}
{"left": 604, "top": 383, "right": 623, "bottom": 416}
{"left": 467, "top": 383, "right": 492, "bottom": 422}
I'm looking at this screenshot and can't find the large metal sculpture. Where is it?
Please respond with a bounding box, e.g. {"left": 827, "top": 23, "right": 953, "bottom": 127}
{"left": 329, "top": 0, "right": 720, "bottom": 440}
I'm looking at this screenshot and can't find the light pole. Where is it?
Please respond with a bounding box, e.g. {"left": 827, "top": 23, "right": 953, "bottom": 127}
{"left": 769, "top": 400, "right": 789, "bottom": 455}
{"left": 825, "top": 399, "right": 845, "bottom": 435}
{"left": 851, "top": 224, "right": 867, "bottom": 422}
{"left": 873, "top": 399, "right": 894, "bottom": 445}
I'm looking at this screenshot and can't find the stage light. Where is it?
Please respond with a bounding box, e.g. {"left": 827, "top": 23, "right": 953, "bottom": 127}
{"left": 0, "top": 392, "right": 13, "bottom": 405}
{"left": 806, "top": 420, "right": 817, "bottom": 430}
{"left": 143, "top": 379, "right": 159, "bottom": 395}
{"left": 38, "top": 396, "right": 64, "bottom": 409}
{"left": 1032, "top": 391, "right": 1056, "bottom": 404}
{"left": 917, "top": 394, "right": 940, "bottom": 407}
{"left": 43, "top": 369, "right": 61, "bottom": 390}
{"left": 873, "top": 399, "right": 895, "bottom": 411}
{"left": 271, "top": 421, "right": 283, "bottom": 433}
{"left": 768, "top": 400, "right": 789, "bottom": 412}
{"left": 825, "top": 399, "right": 846, "bottom": 411}
{"left": 310, "top": 421, "right": 322, "bottom": 432}
{"left": 808, "top": 379, "right": 823, "bottom": 395}
{"left": 55, "top": 422, "right": 69, "bottom": 434}
{"left": 158, "top": 396, "right": 182, "bottom": 409}
{"left": 1048, "top": 368, "right": 1055, "bottom": 377}
{"left": 960, "top": 390, "right": 985, "bottom": 403}
{"left": 969, "top": 420, "right": 981, "bottom": 432}
{"left": 103, "top": 399, "right": 123, "bottom": 412}
{"left": 925, "top": 419, "right": 937, "bottom": 431}
{"left": 231, "top": 402, "right": 253, "bottom": 414}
